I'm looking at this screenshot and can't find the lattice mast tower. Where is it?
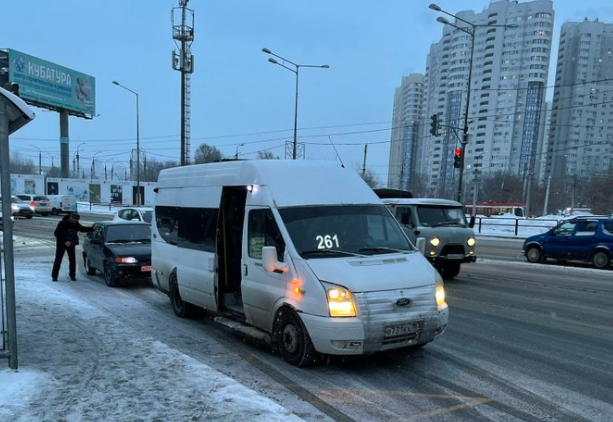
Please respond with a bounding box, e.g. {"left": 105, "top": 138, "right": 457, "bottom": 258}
{"left": 172, "top": 0, "right": 194, "bottom": 166}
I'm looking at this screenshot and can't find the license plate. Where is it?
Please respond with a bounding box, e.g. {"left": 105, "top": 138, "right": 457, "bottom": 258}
{"left": 141, "top": 265, "right": 152, "bottom": 272}
{"left": 447, "top": 254, "right": 465, "bottom": 259}
{"left": 385, "top": 321, "right": 423, "bottom": 338}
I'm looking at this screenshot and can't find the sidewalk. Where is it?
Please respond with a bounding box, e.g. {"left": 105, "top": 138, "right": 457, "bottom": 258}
{"left": 0, "top": 234, "right": 303, "bottom": 421}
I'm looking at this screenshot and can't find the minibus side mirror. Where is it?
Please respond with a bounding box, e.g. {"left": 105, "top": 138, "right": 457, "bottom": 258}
{"left": 262, "top": 246, "right": 288, "bottom": 274}
{"left": 469, "top": 215, "right": 476, "bottom": 228}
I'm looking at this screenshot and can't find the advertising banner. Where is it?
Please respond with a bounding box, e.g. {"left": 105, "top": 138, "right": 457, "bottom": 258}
{"left": 8, "top": 49, "right": 95, "bottom": 117}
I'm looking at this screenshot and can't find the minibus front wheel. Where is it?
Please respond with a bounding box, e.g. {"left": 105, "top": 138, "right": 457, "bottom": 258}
{"left": 274, "top": 308, "right": 316, "bottom": 367}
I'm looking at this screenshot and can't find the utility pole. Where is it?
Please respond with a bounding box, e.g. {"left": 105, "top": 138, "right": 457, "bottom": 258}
{"left": 362, "top": 144, "right": 368, "bottom": 177}
{"left": 172, "top": 0, "right": 195, "bottom": 166}
{"left": 543, "top": 175, "right": 552, "bottom": 216}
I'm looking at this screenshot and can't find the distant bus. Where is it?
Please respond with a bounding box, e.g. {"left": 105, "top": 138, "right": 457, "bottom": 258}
{"left": 465, "top": 202, "right": 526, "bottom": 218}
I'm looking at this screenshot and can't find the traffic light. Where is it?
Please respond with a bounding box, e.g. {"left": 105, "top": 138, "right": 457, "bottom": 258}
{"left": 429, "top": 114, "right": 440, "bottom": 136}
{"left": 453, "top": 148, "right": 462, "bottom": 168}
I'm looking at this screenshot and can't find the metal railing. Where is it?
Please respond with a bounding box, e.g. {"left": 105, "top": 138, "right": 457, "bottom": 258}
{"left": 473, "top": 216, "right": 561, "bottom": 237}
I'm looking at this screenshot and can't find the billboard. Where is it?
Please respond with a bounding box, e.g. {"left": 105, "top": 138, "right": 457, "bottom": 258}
{"left": 7, "top": 49, "right": 95, "bottom": 118}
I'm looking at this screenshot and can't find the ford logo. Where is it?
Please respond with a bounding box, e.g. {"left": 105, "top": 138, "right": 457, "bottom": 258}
{"left": 396, "top": 298, "right": 412, "bottom": 307}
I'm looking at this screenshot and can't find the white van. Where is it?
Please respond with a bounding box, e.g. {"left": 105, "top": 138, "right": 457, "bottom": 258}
{"left": 46, "top": 195, "right": 77, "bottom": 215}
{"left": 152, "top": 160, "right": 448, "bottom": 366}
{"left": 375, "top": 189, "right": 477, "bottom": 280}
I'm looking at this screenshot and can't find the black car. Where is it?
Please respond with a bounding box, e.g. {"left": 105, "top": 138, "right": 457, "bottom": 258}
{"left": 82, "top": 221, "right": 152, "bottom": 287}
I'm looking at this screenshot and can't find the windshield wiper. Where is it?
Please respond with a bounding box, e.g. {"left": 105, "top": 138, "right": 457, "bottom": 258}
{"left": 358, "top": 247, "right": 410, "bottom": 255}
{"left": 300, "top": 249, "right": 365, "bottom": 258}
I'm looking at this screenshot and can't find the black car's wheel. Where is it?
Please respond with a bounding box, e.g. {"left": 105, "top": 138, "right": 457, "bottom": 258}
{"left": 169, "top": 273, "right": 197, "bottom": 318}
{"left": 275, "top": 308, "right": 316, "bottom": 367}
{"left": 84, "top": 255, "right": 96, "bottom": 275}
{"left": 592, "top": 250, "right": 610, "bottom": 269}
{"left": 104, "top": 262, "right": 118, "bottom": 287}
{"left": 525, "top": 246, "right": 543, "bottom": 263}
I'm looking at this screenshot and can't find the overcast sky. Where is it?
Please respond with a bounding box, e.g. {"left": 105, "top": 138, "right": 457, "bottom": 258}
{"left": 3, "top": 0, "right": 613, "bottom": 184}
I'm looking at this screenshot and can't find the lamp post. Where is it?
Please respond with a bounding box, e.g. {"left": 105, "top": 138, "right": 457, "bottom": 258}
{"left": 104, "top": 158, "right": 114, "bottom": 181}
{"left": 112, "top": 80, "right": 141, "bottom": 205}
{"left": 75, "top": 142, "right": 86, "bottom": 178}
{"left": 46, "top": 153, "right": 55, "bottom": 171}
{"left": 30, "top": 144, "right": 42, "bottom": 175}
{"left": 91, "top": 151, "right": 103, "bottom": 179}
{"left": 430, "top": 4, "right": 517, "bottom": 203}
{"left": 262, "top": 47, "right": 329, "bottom": 160}
{"left": 235, "top": 143, "right": 244, "bottom": 159}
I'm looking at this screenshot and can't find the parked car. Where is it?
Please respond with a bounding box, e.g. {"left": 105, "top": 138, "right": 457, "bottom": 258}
{"left": 523, "top": 216, "right": 613, "bottom": 269}
{"left": 0, "top": 195, "right": 34, "bottom": 219}
{"left": 82, "top": 221, "right": 152, "bottom": 287}
{"left": 46, "top": 194, "right": 77, "bottom": 215}
{"left": 15, "top": 194, "right": 53, "bottom": 216}
{"left": 112, "top": 206, "right": 153, "bottom": 223}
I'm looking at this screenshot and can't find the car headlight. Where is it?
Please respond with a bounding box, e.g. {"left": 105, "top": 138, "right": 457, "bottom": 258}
{"left": 115, "top": 257, "right": 138, "bottom": 264}
{"left": 322, "top": 282, "right": 356, "bottom": 317}
{"left": 430, "top": 237, "right": 440, "bottom": 247}
{"left": 467, "top": 237, "right": 476, "bottom": 247}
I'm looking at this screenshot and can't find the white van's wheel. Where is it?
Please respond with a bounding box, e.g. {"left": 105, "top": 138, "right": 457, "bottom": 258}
{"left": 169, "top": 273, "right": 197, "bottom": 318}
{"left": 276, "top": 309, "right": 316, "bottom": 367}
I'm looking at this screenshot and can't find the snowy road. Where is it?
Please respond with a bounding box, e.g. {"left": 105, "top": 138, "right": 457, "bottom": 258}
{"left": 4, "top": 226, "right": 613, "bottom": 421}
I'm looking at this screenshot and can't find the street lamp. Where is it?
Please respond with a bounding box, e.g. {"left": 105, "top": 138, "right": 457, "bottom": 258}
{"left": 30, "top": 144, "right": 42, "bottom": 175}
{"left": 430, "top": 4, "right": 517, "bottom": 203}
{"left": 104, "top": 158, "right": 114, "bottom": 181}
{"left": 235, "top": 143, "right": 244, "bottom": 159}
{"left": 46, "top": 152, "right": 55, "bottom": 171}
{"left": 91, "top": 151, "right": 103, "bottom": 179}
{"left": 75, "top": 142, "right": 86, "bottom": 178}
{"left": 262, "top": 47, "right": 329, "bottom": 160}
{"left": 112, "top": 80, "right": 141, "bottom": 205}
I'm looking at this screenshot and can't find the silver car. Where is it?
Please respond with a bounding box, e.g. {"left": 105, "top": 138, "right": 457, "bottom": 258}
{"left": 1, "top": 195, "right": 34, "bottom": 219}
{"left": 15, "top": 194, "right": 53, "bottom": 216}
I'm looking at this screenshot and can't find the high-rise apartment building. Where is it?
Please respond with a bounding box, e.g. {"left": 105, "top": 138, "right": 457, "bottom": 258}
{"left": 387, "top": 73, "right": 425, "bottom": 190}
{"left": 419, "top": 0, "right": 554, "bottom": 197}
{"left": 546, "top": 19, "right": 613, "bottom": 182}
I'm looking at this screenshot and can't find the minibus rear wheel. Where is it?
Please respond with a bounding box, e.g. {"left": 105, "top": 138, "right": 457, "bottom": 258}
{"left": 170, "top": 272, "right": 197, "bottom": 318}
{"left": 275, "top": 308, "right": 316, "bottom": 367}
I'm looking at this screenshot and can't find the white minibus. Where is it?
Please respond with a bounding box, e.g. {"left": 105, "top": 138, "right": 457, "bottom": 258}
{"left": 152, "top": 160, "right": 448, "bottom": 366}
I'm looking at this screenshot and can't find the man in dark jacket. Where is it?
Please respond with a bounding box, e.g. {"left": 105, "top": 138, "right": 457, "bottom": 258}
{"left": 51, "top": 212, "right": 94, "bottom": 281}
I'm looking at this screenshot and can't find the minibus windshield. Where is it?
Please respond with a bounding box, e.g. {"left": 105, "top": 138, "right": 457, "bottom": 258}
{"left": 416, "top": 205, "right": 468, "bottom": 228}
{"left": 279, "top": 205, "right": 413, "bottom": 258}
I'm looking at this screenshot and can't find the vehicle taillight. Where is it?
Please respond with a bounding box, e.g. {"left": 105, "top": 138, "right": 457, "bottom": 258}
{"left": 30, "top": 201, "right": 36, "bottom": 206}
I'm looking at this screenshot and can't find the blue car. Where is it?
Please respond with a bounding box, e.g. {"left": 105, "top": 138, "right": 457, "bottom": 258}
{"left": 523, "top": 216, "right": 613, "bottom": 269}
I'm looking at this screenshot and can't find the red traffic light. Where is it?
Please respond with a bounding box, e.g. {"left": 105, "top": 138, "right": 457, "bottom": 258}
{"left": 454, "top": 148, "right": 461, "bottom": 157}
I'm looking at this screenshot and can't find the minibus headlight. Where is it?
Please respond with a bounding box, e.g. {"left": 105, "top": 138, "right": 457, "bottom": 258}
{"left": 467, "top": 237, "right": 476, "bottom": 247}
{"left": 430, "top": 237, "right": 440, "bottom": 247}
{"left": 116, "top": 257, "right": 138, "bottom": 264}
{"left": 322, "top": 282, "right": 356, "bottom": 317}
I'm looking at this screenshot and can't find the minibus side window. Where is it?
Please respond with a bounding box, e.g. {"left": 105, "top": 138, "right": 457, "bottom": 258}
{"left": 155, "top": 206, "right": 180, "bottom": 244}
{"left": 248, "top": 209, "right": 285, "bottom": 262}
{"left": 177, "top": 208, "right": 219, "bottom": 252}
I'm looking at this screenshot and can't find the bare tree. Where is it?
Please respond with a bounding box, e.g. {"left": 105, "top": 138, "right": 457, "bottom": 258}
{"left": 257, "top": 151, "right": 278, "bottom": 160}
{"left": 359, "top": 168, "right": 379, "bottom": 188}
{"left": 194, "top": 144, "right": 223, "bottom": 164}
{"left": 9, "top": 153, "right": 35, "bottom": 174}
{"left": 141, "top": 158, "right": 178, "bottom": 182}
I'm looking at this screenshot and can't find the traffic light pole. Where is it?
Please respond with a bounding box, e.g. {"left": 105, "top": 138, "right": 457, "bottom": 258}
{"left": 456, "top": 25, "right": 476, "bottom": 204}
